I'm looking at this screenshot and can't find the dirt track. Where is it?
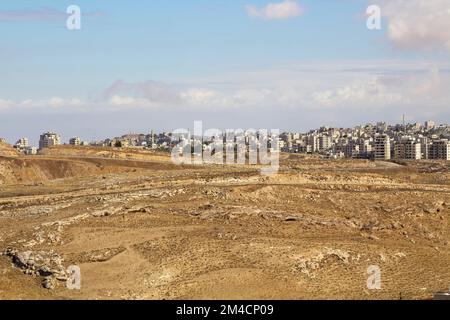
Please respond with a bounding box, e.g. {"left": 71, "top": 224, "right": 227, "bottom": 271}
{"left": 1, "top": 146, "right": 450, "bottom": 300}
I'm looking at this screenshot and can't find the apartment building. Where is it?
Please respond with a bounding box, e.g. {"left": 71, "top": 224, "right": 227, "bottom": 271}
{"left": 39, "top": 132, "right": 61, "bottom": 149}
{"left": 358, "top": 139, "right": 372, "bottom": 156}
{"left": 374, "top": 134, "right": 391, "bottom": 160}
{"left": 419, "top": 137, "right": 430, "bottom": 159}
{"left": 24, "top": 147, "right": 38, "bottom": 155}
{"left": 425, "top": 120, "right": 436, "bottom": 130}
{"left": 319, "top": 135, "right": 332, "bottom": 151}
{"left": 69, "top": 137, "right": 81, "bottom": 146}
{"left": 394, "top": 139, "right": 421, "bottom": 160}
{"left": 429, "top": 140, "right": 450, "bottom": 160}
{"left": 14, "top": 138, "right": 29, "bottom": 151}
{"left": 334, "top": 143, "right": 359, "bottom": 158}
{"left": 307, "top": 135, "right": 319, "bottom": 153}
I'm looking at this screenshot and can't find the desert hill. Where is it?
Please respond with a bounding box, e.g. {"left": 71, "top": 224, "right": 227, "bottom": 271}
{"left": 0, "top": 145, "right": 449, "bottom": 300}
{"left": 0, "top": 146, "right": 185, "bottom": 186}
{"left": 0, "top": 140, "right": 19, "bottom": 157}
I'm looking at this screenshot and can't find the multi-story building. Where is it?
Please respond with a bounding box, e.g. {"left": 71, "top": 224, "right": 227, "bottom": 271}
{"left": 69, "top": 137, "right": 81, "bottom": 146}
{"left": 24, "top": 147, "right": 38, "bottom": 155}
{"left": 319, "top": 135, "right": 332, "bottom": 152}
{"left": 14, "top": 138, "right": 29, "bottom": 152}
{"left": 374, "top": 134, "right": 391, "bottom": 160}
{"left": 429, "top": 140, "right": 450, "bottom": 160}
{"left": 358, "top": 139, "right": 372, "bottom": 157}
{"left": 376, "top": 122, "right": 388, "bottom": 132}
{"left": 146, "top": 130, "right": 156, "bottom": 148}
{"left": 334, "top": 143, "right": 359, "bottom": 158}
{"left": 419, "top": 137, "right": 430, "bottom": 159}
{"left": 307, "top": 135, "right": 319, "bottom": 153}
{"left": 39, "top": 132, "right": 61, "bottom": 149}
{"left": 425, "top": 120, "right": 436, "bottom": 130}
{"left": 111, "top": 138, "right": 129, "bottom": 148}
{"left": 394, "top": 139, "right": 421, "bottom": 160}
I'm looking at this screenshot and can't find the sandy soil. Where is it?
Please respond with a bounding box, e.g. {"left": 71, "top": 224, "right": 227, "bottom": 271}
{"left": 1, "top": 146, "right": 450, "bottom": 300}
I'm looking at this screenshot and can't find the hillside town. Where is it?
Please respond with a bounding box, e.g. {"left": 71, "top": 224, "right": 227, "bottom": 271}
{"left": 279, "top": 120, "right": 450, "bottom": 161}
{"left": 3, "top": 120, "right": 450, "bottom": 161}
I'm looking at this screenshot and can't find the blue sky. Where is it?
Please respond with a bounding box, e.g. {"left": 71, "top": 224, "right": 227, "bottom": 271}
{"left": 1, "top": 0, "right": 449, "bottom": 144}
{"left": 1, "top": 0, "right": 387, "bottom": 98}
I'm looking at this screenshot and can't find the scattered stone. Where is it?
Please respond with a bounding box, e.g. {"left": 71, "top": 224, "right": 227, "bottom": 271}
{"left": 3, "top": 248, "right": 68, "bottom": 289}
{"left": 42, "top": 276, "right": 56, "bottom": 290}
{"left": 284, "top": 216, "right": 301, "bottom": 222}
{"left": 294, "top": 248, "right": 354, "bottom": 278}
{"left": 368, "top": 234, "right": 380, "bottom": 241}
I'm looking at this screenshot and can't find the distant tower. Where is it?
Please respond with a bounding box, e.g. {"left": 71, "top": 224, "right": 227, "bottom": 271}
{"left": 403, "top": 114, "right": 406, "bottom": 134}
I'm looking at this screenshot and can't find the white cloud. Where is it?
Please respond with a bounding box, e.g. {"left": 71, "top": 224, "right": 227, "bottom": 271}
{"left": 108, "top": 95, "right": 139, "bottom": 107}
{"left": 108, "top": 95, "right": 162, "bottom": 109}
{"left": 378, "top": 0, "right": 450, "bottom": 51}
{"left": 311, "top": 77, "right": 403, "bottom": 108}
{"left": 0, "top": 99, "right": 13, "bottom": 110}
{"left": 20, "top": 97, "right": 83, "bottom": 109}
{"left": 180, "top": 89, "right": 219, "bottom": 106}
{"left": 1, "top": 61, "right": 449, "bottom": 120}
{"left": 105, "top": 80, "right": 181, "bottom": 105}
{"left": 246, "top": 0, "right": 303, "bottom": 20}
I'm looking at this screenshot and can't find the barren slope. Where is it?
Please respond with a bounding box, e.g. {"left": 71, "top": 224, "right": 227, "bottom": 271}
{"left": 0, "top": 141, "right": 19, "bottom": 158}
{"left": 1, "top": 148, "right": 449, "bottom": 300}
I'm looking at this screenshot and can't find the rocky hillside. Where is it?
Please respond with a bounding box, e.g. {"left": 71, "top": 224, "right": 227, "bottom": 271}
{"left": 0, "top": 141, "right": 19, "bottom": 157}
{"left": 0, "top": 155, "right": 185, "bottom": 185}
{"left": 39, "top": 145, "right": 171, "bottom": 162}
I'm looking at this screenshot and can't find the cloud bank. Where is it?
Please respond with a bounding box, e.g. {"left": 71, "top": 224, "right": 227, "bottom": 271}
{"left": 1, "top": 61, "right": 449, "bottom": 121}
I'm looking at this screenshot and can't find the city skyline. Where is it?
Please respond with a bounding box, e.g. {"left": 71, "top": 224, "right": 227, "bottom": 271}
{"left": 4, "top": 118, "right": 448, "bottom": 147}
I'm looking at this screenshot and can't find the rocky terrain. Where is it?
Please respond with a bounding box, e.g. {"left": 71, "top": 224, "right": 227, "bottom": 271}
{"left": 0, "top": 141, "right": 19, "bottom": 158}
{"left": 1, "top": 145, "right": 449, "bottom": 300}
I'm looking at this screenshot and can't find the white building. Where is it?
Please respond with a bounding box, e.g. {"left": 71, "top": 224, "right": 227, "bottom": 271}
{"left": 425, "top": 120, "right": 436, "bottom": 130}
{"left": 69, "top": 137, "right": 81, "bottom": 146}
{"left": 39, "top": 132, "right": 61, "bottom": 149}
{"left": 359, "top": 139, "right": 372, "bottom": 155}
{"left": 419, "top": 137, "right": 430, "bottom": 159}
{"left": 394, "top": 140, "right": 421, "bottom": 160}
{"left": 24, "top": 147, "right": 38, "bottom": 155}
{"left": 307, "top": 135, "right": 319, "bottom": 153}
{"left": 14, "top": 138, "right": 29, "bottom": 151}
{"left": 374, "top": 134, "right": 391, "bottom": 160}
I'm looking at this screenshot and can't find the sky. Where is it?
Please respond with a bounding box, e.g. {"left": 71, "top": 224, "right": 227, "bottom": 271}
{"left": 0, "top": 0, "right": 449, "bottom": 144}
